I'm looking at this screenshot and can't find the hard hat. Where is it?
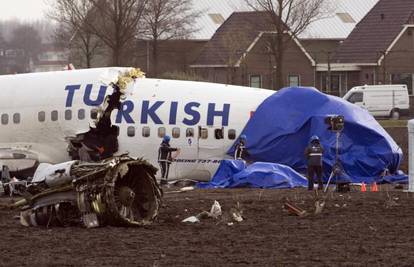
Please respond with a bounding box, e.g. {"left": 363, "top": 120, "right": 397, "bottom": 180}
{"left": 310, "top": 135, "right": 319, "bottom": 142}
{"left": 163, "top": 135, "right": 171, "bottom": 142}
{"left": 240, "top": 134, "right": 247, "bottom": 140}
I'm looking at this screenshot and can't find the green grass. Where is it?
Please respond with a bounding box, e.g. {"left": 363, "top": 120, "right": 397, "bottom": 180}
{"left": 378, "top": 120, "right": 408, "bottom": 128}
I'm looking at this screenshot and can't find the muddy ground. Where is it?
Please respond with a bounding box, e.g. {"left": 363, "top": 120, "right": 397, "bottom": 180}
{"left": 1, "top": 186, "right": 414, "bottom": 266}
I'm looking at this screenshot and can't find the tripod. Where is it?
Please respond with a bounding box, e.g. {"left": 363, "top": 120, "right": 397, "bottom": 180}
{"left": 324, "top": 131, "right": 343, "bottom": 192}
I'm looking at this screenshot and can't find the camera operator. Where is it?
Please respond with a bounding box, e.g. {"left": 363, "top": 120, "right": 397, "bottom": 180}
{"left": 304, "top": 135, "right": 324, "bottom": 190}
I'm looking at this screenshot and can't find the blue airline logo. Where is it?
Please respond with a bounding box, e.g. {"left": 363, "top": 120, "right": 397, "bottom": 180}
{"left": 65, "top": 84, "right": 231, "bottom": 126}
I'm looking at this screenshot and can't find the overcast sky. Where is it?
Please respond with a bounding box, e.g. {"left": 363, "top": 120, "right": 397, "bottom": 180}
{"left": 0, "top": 0, "right": 48, "bottom": 21}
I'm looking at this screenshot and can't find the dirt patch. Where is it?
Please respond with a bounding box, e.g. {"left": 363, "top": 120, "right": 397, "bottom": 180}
{"left": 1, "top": 187, "right": 414, "bottom": 266}
{"left": 384, "top": 127, "right": 408, "bottom": 172}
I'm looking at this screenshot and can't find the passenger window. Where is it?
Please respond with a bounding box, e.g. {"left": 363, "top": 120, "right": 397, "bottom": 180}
{"left": 13, "top": 113, "right": 20, "bottom": 124}
{"left": 172, "top": 127, "right": 180, "bottom": 138}
{"left": 200, "top": 127, "right": 208, "bottom": 139}
{"left": 348, "top": 92, "right": 363, "bottom": 103}
{"left": 38, "top": 111, "right": 45, "bottom": 122}
{"left": 186, "top": 128, "right": 194, "bottom": 137}
{"left": 65, "top": 110, "right": 72, "bottom": 120}
{"left": 158, "top": 127, "right": 166, "bottom": 138}
{"left": 90, "top": 109, "right": 98, "bottom": 120}
{"left": 228, "top": 129, "right": 236, "bottom": 140}
{"left": 51, "top": 110, "right": 58, "bottom": 121}
{"left": 78, "top": 109, "right": 85, "bottom": 120}
{"left": 142, "top": 126, "right": 150, "bottom": 137}
{"left": 215, "top": 128, "right": 224, "bottom": 139}
{"left": 1, "top": 114, "right": 8, "bottom": 125}
{"left": 127, "top": 126, "right": 135, "bottom": 137}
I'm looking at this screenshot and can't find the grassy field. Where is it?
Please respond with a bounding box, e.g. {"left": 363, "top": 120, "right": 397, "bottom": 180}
{"left": 378, "top": 119, "right": 408, "bottom": 128}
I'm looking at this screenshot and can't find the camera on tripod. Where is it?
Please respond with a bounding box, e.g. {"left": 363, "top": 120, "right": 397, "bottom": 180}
{"left": 324, "top": 115, "right": 344, "bottom": 132}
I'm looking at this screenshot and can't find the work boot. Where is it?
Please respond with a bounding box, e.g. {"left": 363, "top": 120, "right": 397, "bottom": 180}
{"left": 160, "top": 179, "right": 168, "bottom": 186}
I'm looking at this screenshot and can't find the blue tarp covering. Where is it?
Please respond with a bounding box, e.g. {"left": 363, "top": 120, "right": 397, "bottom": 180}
{"left": 228, "top": 87, "right": 403, "bottom": 184}
{"left": 379, "top": 171, "right": 408, "bottom": 184}
{"left": 198, "top": 160, "right": 307, "bottom": 189}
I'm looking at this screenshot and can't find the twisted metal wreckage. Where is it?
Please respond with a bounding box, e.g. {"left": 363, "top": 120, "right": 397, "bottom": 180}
{"left": 9, "top": 69, "right": 163, "bottom": 228}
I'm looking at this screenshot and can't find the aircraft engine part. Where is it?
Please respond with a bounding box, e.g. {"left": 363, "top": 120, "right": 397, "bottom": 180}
{"left": 32, "top": 161, "right": 76, "bottom": 187}
{"left": 18, "top": 156, "right": 161, "bottom": 228}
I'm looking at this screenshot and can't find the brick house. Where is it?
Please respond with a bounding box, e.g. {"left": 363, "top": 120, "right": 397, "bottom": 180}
{"left": 321, "top": 0, "right": 414, "bottom": 96}
{"left": 186, "top": 1, "right": 378, "bottom": 91}
{"left": 189, "top": 12, "right": 316, "bottom": 90}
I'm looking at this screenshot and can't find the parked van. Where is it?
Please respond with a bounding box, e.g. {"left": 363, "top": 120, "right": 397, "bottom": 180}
{"left": 343, "top": 84, "right": 409, "bottom": 119}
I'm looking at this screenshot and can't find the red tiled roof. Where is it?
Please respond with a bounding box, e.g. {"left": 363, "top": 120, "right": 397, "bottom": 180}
{"left": 335, "top": 0, "right": 414, "bottom": 63}
{"left": 192, "top": 11, "right": 276, "bottom": 66}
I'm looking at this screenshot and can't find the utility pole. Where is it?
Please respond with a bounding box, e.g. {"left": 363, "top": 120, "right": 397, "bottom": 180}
{"left": 327, "top": 51, "right": 331, "bottom": 93}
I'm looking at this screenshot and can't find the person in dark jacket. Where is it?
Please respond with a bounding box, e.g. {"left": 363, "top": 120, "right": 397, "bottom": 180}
{"left": 234, "top": 134, "right": 248, "bottom": 160}
{"left": 158, "top": 135, "right": 179, "bottom": 185}
{"left": 304, "top": 135, "right": 324, "bottom": 190}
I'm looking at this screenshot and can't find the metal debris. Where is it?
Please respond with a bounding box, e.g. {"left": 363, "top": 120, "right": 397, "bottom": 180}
{"left": 15, "top": 155, "right": 162, "bottom": 228}
{"left": 284, "top": 202, "right": 307, "bottom": 217}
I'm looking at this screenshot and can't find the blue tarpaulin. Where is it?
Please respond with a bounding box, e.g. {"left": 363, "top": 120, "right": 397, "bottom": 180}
{"left": 198, "top": 160, "right": 307, "bottom": 189}
{"left": 228, "top": 87, "right": 403, "bottom": 184}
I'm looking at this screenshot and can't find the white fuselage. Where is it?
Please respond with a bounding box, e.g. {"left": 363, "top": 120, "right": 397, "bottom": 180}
{"left": 0, "top": 68, "right": 273, "bottom": 181}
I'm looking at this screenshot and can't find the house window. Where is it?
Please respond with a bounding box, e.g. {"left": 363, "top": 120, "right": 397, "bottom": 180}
{"left": 208, "top": 14, "right": 225, "bottom": 24}
{"left": 249, "top": 75, "right": 261, "bottom": 88}
{"left": 392, "top": 73, "right": 414, "bottom": 95}
{"left": 288, "top": 75, "right": 300, "bottom": 87}
{"left": 336, "top": 13, "right": 356, "bottom": 23}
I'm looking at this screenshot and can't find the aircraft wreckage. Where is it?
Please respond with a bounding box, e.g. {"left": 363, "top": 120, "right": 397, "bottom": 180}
{"left": 7, "top": 69, "right": 163, "bottom": 228}
{"left": 14, "top": 156, "right": 162, "bottom": 228}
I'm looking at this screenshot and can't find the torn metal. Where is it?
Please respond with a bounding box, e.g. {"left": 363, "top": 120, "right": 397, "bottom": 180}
{"left": 15, "top": 155, "right": 162, "bottom": 228}
{"left": 67, "top": 68, "right": 145, "bottom": 162}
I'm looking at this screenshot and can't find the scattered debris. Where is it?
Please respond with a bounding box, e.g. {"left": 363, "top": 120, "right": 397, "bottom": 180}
{"left": 13, "top": 155, "right": 162, "bottom": 228}
{"left": 284, "top": 202, "right": 307, "bottom": 217}
{"left": 182, "top": 200, "right": 244, "bottom": 225}
{"left": 210, "top": 200, "right": 222, "bottom": 218}
{"left": 182, "top": 216, "right": 200, "bottom": 223}
{"left": 164, "top": 186, "right": 195, "bottom": 194}
{"left": 314, "top": 200, "right": 325, "bottom": 215}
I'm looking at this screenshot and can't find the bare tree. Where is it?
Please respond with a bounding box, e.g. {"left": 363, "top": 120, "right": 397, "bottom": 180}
{"left": 48, "top": 0, "right": 103, "bottom": 68}
{"left": 10, "top": 25, "right": 42, "bottom": 70}
{"left": 142, "top": 0, "right": 200, "bottom": 77}
{"left": 86, "top": 0, "right": 148, "bottom": 66}
{"left": 245, "top": 0, "right": 328, "bottom": 89}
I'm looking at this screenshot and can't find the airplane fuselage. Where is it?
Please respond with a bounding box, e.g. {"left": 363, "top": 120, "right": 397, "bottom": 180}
{"left": 0, "top": 68, "right": 273, "bottom": 181}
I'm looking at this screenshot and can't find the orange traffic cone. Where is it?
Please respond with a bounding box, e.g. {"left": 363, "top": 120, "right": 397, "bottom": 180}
{"left": 371, "top": 182, "right": 379, "bottom": 192}
{"left": 361, "top": 182, "right": 367, "bottom": 192}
